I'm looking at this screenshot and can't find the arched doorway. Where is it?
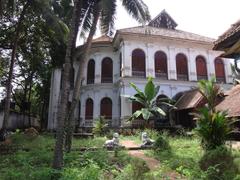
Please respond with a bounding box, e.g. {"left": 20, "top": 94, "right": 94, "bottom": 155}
{"left": 132, "top": 49, "right": 146, "bottom": 77}
{"left": 196, "top": 55, "right": 208, "bottom": 80}
{"left": 101, "top": 57, "right": 113, "bottom": 83}
{"left": 100, "top": 97, "right": 112, "bottom": 120}
{"left": 176, "top": 53, "right": 188, "bottom": 81}
{"left": 215, "top": 58, "right": 226, "bottom": 83}
{"left": 85, "top": 98, "right": 93, "bottom": 120}
{"left": 155, "top": 51, "right": 168, "bottom": 79}
{"left": 87, "top": 59, "right": 95, "bottom": 84}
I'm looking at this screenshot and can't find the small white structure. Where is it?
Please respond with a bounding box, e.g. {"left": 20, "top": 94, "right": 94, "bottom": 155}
{"left": 141, "top": 132, "right": 155, "bottom": 147}
{"left": 104, "top": 133, "right": 120, "bottom": 148}
{"left": 48, "top": 10, "right": 233, "bottom": 130}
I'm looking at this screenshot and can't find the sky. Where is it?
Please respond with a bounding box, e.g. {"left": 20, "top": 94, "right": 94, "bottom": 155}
{"left": 104, "top": 0, "right": 240, "bottom": 39}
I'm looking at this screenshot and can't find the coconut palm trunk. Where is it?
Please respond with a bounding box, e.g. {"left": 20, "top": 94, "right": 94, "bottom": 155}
{"left": 64, "top": 4, "right": 100, "bottom": 152}
{"left": 52, "top": 0, "right": 80, "bottom": 169}
{"left": 1, "top": 1, "right": 30, "bottom": 139}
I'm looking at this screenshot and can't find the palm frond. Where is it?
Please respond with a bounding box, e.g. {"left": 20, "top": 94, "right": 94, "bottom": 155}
{"left": 99, "top": 0, "right": 116, "bottom": 36}
{"left": 121, "top": 0, "right": 151, "bottom": 24}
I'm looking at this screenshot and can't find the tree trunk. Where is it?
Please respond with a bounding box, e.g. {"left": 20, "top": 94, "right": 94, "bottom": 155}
{"left": 64, "top": 0, "right": 83, "bottom": 152}
{"left": 0, "top": 1, "right": 30, "bottom": 139}
{"left": 64, "top": 4, "right": 100, "bottom": 152}
{"left": 52, "top": 0, "right": 79, "bottom": 169}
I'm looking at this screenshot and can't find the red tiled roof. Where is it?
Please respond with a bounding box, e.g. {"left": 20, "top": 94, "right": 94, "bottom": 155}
{"left": 216, "top": 85, "right": 240, "bottom": 117}
{"left": 213, "top": 19, "right": 240, "bottom": 50}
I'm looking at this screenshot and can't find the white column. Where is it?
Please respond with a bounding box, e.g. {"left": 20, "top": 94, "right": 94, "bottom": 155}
{"left": 224, "top": 59, "right": 233, "bottom": 83}
{"left": 188, "top": 48, "right": 197, "bottom": 81}
{"left": 93, "top": 92, "right": 100, "bottom": 119}
{"left": 122, "top": 41, "right": 132, "bottom": 77}
{"left": 168, "top": 46, "right": 177, "bottom": 80}
{"left": 94, "top": 53, "right": 101, "bottom": 84}
{"left": 146, "top": 43, "right": 155, "bottom": 77}
{"left": 207, "top": 51, "right": 216, "bottom": 79}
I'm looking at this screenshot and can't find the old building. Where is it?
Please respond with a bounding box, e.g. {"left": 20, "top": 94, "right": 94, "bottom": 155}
{"left": 48, "top": 10, "right": 233, "bottom": 130}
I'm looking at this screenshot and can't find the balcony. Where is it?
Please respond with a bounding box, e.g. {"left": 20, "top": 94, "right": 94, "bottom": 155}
{"left": 132, "top": 71, "right": 146, "bottom": 78}
{"left": 155, "top": 72, "right": 168, "bottom": 79}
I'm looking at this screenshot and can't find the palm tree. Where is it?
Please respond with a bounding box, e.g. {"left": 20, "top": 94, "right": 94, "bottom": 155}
{"left": 128, "top": 77, "right": 173, "bottom": 126}
{"left": 198, "top": 77, "right": 222, "bottom": 113}
{"left": 63, "top": 0, "right": 151, "bottom": 152}
{"left": 194, "top": 78, "right": 236, "bottom": 150}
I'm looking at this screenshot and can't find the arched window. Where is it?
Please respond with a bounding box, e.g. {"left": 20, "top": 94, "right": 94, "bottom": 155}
{"left": 100, "top": 97, "right": 112, "bottom": 119}
{"left": 85, "top": 98, "right": 93, "bottom": 120}
{"left": 196, "top": 55, "right": 208, "bottom": 80}
{"left": 176, "top": 53, "right": 188, "bottom": 81}
{"left": 87, "top": 59, "right": 95, "bottom": 84}
{"left": 155, "top": 51, "right": 168, "bottom": 79}
{"left": 215, "top": 58, "right": 226, "bottom": 83}
{"left": 132, "top": 49, "right": 146, "bottom": 77}
{"left": 101, "top": 57, "right": 113, "bottom": 83}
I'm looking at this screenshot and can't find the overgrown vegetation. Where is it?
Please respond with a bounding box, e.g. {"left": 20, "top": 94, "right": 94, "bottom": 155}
{"left": 92, "top": 116, "right": 108, "bottom": 136}
{"left": 1, "top": 131, "right": 239, "bottom": 179}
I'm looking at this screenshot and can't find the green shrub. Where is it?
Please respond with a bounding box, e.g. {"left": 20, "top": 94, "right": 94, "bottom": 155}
{"left": 61, "top": 163, "right": 101, "bottom": 180}
{"left": 153, "top": 135, "right": 171, "bottom": 152}
{"left": 195, "top": 108, "right": 234, "bottom": 150}
{"left": 199, "top": 146, "right": 238, "bottom": 179}
{"left": 93, "top": 116, "right": 108, "bottom": 136}
{"left": 115, "top": 158, "right": 149, "bottom": 180}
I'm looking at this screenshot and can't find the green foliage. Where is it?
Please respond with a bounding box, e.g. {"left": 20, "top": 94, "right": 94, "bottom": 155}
{"left": 195, "top": 78, "right": 236, "bottom": 150}
{"left": 115, "top": 158, "right": 150, "bottom": 180}
{"left": 195, "top": 107, "right": 235, "bottom": 150}
{"left": 198, "top": 77, "right": 221, "bottom": 111}
{"left": 129, "top": 77, "right": 172, "bottom": 122}
{"left": 199, "top": 146, "right": 238, "bottom": 179}
{"left": 61, "top": 163, "right": 101, "bottom": 180}
{"left": 92, "top": 116, "right": 108, "bottom": 136}
{"left": 153, "top": 135, "right": 171, "bottom": 152}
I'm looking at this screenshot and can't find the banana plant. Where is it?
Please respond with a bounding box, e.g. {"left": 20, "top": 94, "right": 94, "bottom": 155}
{"left": 129, "top": 77, "right": 173, "bottom": 122}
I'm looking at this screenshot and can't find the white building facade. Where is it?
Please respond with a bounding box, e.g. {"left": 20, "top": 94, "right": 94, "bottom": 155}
{"left": 48, "top": 11, "right": 233, "bottom": 130}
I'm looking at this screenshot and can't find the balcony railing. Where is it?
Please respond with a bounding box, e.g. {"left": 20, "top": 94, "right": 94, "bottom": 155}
{"left": 216, "top": 77, "right": 226, "bottom": 83}
{"left": 87, "top": 79, "right": 94, "bottom": 84}
{"left": 85, "top": 120, "right": 94, "bottom": 127}
{"left": 80, "top": 118, "right": 112, "bottom": 127}
{"left": 132, "top": 71, "right": 146, "bottom": 78}
{"left": 101, "top": 77, "right": 113, "bottom": 83}
{"left": 155, "top": 72, "right": 168, "bottom": 79}
{"left": 197, "top": 75, "right": 208, "bottom": 81}
{"left": 177, "top": 74, "right": 188, "bottom": 81}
